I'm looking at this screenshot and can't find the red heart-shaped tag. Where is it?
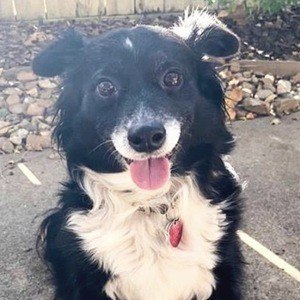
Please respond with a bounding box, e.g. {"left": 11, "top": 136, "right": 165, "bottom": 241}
{"left": 169, "top": 219, "right": 183, "bottom": 247}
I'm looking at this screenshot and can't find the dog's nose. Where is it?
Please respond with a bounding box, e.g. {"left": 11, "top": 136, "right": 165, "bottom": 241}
{"left": 128, "top": 122, "right": 166, "bottom": 153}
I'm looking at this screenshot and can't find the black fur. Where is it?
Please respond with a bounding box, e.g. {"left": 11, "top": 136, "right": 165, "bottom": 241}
{"left": 34, "top": 12, "right": 243, "bottom": 300}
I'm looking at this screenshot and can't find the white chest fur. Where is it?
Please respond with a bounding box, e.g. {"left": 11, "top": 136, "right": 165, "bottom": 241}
{"left": 67, "top": 169, "right": 227, "bottom": 300}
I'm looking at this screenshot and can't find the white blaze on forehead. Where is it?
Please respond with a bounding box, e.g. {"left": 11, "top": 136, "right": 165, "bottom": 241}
{"left": 124, "top": 37, "right": 133, "bottom": 49}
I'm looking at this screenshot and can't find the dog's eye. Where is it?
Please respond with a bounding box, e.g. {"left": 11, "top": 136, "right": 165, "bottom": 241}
{"left": 97, "top": 80, "right": 117, "bottom": 97}
{"left": 163, "top": 71, "right": 183, "bottom": 88}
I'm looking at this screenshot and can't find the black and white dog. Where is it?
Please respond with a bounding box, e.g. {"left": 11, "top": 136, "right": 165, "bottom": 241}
{"left": 33, "top": 10, "right": 243, "bottom": 300}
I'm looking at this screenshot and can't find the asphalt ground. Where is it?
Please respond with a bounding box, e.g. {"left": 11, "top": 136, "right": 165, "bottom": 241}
{"left": 1, "top": 112, "right": 300, "bottom": 300}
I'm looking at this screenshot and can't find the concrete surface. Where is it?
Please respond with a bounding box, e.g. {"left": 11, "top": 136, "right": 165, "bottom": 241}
{"left": 0, "top": 112, "right": 300, "bottom": 300}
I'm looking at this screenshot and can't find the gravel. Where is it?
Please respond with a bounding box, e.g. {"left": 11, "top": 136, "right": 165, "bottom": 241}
{"left": 0, "top": 14, "right": 299, "bottom": 153}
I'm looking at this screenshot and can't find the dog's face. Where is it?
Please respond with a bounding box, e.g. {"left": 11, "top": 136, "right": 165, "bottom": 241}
{"left": 33, "top": 11, "right": 239, "bottom": 190}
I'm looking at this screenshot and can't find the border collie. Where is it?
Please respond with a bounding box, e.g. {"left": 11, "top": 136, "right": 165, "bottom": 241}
{"left": 33, "top": 10, "right": 243, "bottom": 300}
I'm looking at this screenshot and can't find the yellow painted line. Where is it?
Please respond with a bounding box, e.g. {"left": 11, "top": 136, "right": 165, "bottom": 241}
{"left": 237, "top": 230, "right": 300, "bottom": 283}
{"left": 17, "top": 163, "right": 41, "bottom": 186}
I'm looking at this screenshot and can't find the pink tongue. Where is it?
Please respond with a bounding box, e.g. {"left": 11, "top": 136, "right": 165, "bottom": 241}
{"left": 129, "top": 157, "right": 170, "bottom": 190}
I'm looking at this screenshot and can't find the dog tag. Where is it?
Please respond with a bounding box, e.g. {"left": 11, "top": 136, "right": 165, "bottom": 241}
{"left": 169, "top": 219, "right": 183, "bottom": 247}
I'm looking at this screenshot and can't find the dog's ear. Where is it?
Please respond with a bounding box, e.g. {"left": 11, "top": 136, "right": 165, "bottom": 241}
{"left": 32, "top": 29, "right": 85, "bottom": 77}
{"left": 172, "top": 9, "right": 240, "bottom": 58}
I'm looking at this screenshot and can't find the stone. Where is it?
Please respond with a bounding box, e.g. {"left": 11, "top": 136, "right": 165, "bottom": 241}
{"left": 2, "top": 67, "right": 27, "bottom": 81}
{"left": 243, "top": 71, "right": 252, "bottom": 78}
{"left": 0, "top": 97, "right": 5, "bottom": 108}
{"left": 230, "top": 61, "right": 240, "bottom": 73}
{"left": 236, "top": 108, "right": 248, "bottom": 119}
{"left": 26, "top": 103, "right": 45, "bottom": 116}
{"left": 17, "top": 70, "right": 37, "bottom": 82}
{"left": 274, "top": 98, "right": 300, "bottom": 115}
{"left": 265, "top": 94, "right": 277, "bottom": 103}
{"left": 291, "top": 73, "right": 300, "bottom": 84}
{"left": 277, "top": 80, "right": 292, "bottom": 95}
{"left": 8, "top": 103, "right": 27, "bottom": 114}
{"left": 24, "top": 81, "right": 38, "bottom": 90}
{"left": 271, "top": 118, "right": 281, "bottom": 125}
{"left": 0, "top": 121, "right": 12, "bottom": 136}
{"left": 246, "top": 112, "right": 255, "bottom": 120}
{"left": 265, "top": 74, "right": 275, "bottom": 84}
{"left": 242, "top": 88, "right": 252, "bottom": 98}
{"left": 0, "top": 108, "right": 9, "bottom": 119}
{"left": 243, "top": 98, "right": 270, "bottom": 115}
{"left": 9, "top": 128, "right": 29, "bottom": 145}
{"left": 242, "top": 82, "right": 255, "bottom": 91}
{"left": 9, "top": 135, "right": 22, "bottom": 145}
{"left": 38, "top": 79, "right": 57, "bottom": 89}
{"left": 1, "top": 139, "right": 14, "bottom": 153}
{"left": 6, "top": 93, "right": 21, "bottom": 106}
{"left": 26, "top": 132, "right": 51, "bottom": 151}
{"left": 26, "top": 88, "right": 39, "bottom": 97}
{"left": 261, "top": 78, "right": 275, "bottom": 92}
{"left": 3, "top": 87, "right": 22, "bottom": 96}
{"left": 37, "top": 99, "right": 53, "bottom": 108}
{"left": 255, "top": 89, "right": 274, "bottom": 100}
{"left": 5, "top": 114, "right": 22, "bottom": 124}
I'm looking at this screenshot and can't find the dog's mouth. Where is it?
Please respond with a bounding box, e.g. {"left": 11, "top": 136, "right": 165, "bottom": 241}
{"left": 124, "top": 155, "right": 171, "bottom": 190}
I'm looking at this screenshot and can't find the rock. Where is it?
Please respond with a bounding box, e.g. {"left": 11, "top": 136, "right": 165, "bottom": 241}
{"left": 8, "top": 103, "right": 27, "bottom": 114}
{"left": 17, "top": 70, "right": 37, "bottom": 82}
{"left": 243, "top": 71, "right": 252, "bottom": 78}
{"left": 236, "top": 108, "right": 248, "bottom": 119}
{"left": 271, "top": 118, "right": 281, "bottom": 125}
{"left": 26, "top": 103, "right": 45, "bottom": 116}
{"left": 3, "top": 87, "right": 22, "bottom": 96}
{"left": 277, "top": 80, "right": 292, "bottom": 95}
{"left": 0, "top": 97, "right": 5, "bottom": 108}
{"left": 0, "top": 108, "right": 9, "bottom": 119}
{"left": 0, "top": 68, "right": 3, "bottom": 77}
{"left": 2, "top": 67, "right": 26, "bottom": 81}
{"left": 243, "top": 98, "right": 270, "bottom": 115}
{"left": 246, "top": 112, "right": 255, "bottom": 120}
{"left": 1, "top": 138, "right": 14, "bottom": 153}
{"left": 9, "top": 128, "right": 29, "bottom": 145}
{"left": 23, "top": 97, "right": 37, "bottom": 104}
{"left": 24, "top": 81, "right": 38, "bottom": 90}
{"left": 218, "top": 10, "right": 229, "bottom": 18}
{"left": 26, "top": 88, "right": 38, "bottom": 97}
{"left": 38, "top": 79, "right": 57, "bottom": 89}
{"left": 291, "top": 73, "right": 300, "bottom": 84}
{"left": 227, "top": 108, "right": 236, "bottom": 121}
{"left": 0, "top": 121, "right": 12, "bottom": 136}
{"left": 242, "top": 88, "right": 252, "bottom": 98}
{"left": 255, "top": 89, "right": 274, "bottom": 100}
{"left": 37, "top": 99, "right": 53, "bottom": 108}
{"left": 26, "top": 132, "right": 51, "bottom": 151}
{"left": 274, "top": 98, "right": 300, "bottom": 115}
{"left": 265, "top": 74, "right": 275, "bottom": 84}
{"left": 5, "top": 114, "right": 22, "bottom": 124}
{"left": 6, "top": 93, "right": 21, "bottom": 106}
{"left": 242, "top": 82, "right": 255, "bottom": 91}
{"left": 265, "top": 94, "right": 277, "bottom": 103}
{"left": 261, "top": 78, "right": 275, "bottom": 92}
{"left": 230, "top": 61, "right": 240, "bottom": 73}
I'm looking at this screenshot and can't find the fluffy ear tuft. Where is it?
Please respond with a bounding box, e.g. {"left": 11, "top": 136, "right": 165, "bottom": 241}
{"left": 172, "top": 9, "right": 240, "bottom": 58}
{"left": 32, "top": 29, "right": 85, "bottom": 77}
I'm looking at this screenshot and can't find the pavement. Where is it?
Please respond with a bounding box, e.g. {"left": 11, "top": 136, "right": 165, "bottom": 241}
{"left": 0, "top": 112, "right": 300, "bottom": 300}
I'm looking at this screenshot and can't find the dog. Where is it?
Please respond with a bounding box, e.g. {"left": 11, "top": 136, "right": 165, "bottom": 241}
{"left": 33, "top": 10, "right": 243, "bottom": 300}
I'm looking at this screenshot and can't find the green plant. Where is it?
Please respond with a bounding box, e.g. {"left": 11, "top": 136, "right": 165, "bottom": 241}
{"left": 207, "top": 0, "right": 299, "bottom": 15}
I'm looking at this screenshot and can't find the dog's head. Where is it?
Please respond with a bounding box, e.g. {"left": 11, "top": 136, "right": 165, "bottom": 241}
{"left": 33, "top": 10, "right": 239, "bottom": 190}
